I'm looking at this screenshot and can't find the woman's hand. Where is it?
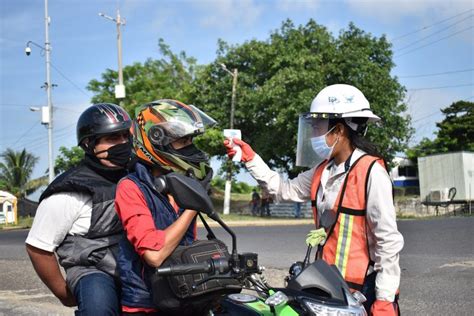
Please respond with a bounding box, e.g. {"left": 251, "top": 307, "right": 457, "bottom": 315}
{"left": 223, "top": 138, "right": 256, "bottom": 162}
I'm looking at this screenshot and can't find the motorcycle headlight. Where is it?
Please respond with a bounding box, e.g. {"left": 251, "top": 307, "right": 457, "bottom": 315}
{"left": 303, "top": 298, "right": 367, "bottom": 316}
{"left": 265, "top": 291, "right": 289, "bottom": 307}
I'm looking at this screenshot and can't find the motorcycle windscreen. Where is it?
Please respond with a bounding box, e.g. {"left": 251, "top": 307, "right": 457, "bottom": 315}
{"left": 296, "top": 115, "right": 324, "bottom": 168}
{"left": 286, "top": 260, "right": 349, "bottom": 304}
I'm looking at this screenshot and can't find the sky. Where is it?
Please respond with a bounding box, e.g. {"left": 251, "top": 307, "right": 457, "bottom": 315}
{"left": 1, "top": 0, "right": 473, "bottom": 194}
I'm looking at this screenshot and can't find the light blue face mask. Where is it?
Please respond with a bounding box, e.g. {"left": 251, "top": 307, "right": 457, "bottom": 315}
{"left": 310, "top": 126, "right": 338, "bottom": 160}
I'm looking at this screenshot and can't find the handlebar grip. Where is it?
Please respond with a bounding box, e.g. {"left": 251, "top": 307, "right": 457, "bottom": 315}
{"left": 156, "top": 261, "right": 213, "bottom": 276}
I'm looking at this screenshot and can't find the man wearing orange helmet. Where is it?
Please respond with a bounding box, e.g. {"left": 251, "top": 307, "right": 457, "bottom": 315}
{"left": 114, "top": 99, "right": 216, "bottom": 314}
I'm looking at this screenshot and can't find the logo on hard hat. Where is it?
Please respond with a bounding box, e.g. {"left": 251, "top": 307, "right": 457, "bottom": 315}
{"left": 343, "top": 95, "right": 355, "bottom": 103}
{"left": 328, "top": 96, "right": 339, "bottom": 104}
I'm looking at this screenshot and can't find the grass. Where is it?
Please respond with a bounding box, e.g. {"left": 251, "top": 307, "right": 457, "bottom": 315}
{"left": 0, "top": 215, "right": 34, "bottom": 230}
{"left": 394, "top": 194, "right": 420, "bottom": 202}
{"left": 211, "top": 188, "right": 253, "bottom": 214}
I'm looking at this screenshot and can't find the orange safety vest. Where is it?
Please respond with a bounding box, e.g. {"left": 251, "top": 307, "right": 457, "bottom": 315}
{"left": 310, "top": 154, "right": 386, "bottom": 292}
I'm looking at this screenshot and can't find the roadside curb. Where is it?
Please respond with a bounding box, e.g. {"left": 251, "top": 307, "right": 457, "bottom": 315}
{"left": 196, "top": 218, "right": 314, "bottom": 227}
{"left": 0, "top": 226, "right": 29, "bottom": 231}
{"left": 1, "top": 219, "right": 315, "bottom": 231}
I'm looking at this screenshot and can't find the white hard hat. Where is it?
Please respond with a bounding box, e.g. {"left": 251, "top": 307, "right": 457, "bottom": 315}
{"left": 309, "top": 84, "right": 380, "bottom": 122}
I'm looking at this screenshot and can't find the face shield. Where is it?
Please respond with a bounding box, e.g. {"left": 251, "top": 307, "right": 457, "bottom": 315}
{"left": 295, "top": 113, "right": 330, "bottom": 168}
{"left": 147, "top": 103, "right": 217, "bottom": 147}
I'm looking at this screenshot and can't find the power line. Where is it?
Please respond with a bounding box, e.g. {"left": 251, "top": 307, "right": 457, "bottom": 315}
{"left": 391, "top": 8, "right": 473, "bottom": 41}
{"left": 11, "top": 124, "right": 74, "bottom": 151}
{"left": 408, "top": 83, "right": 474, "bottom": 91}
{"left": 395, "top": 25, "right": 474, "bottom": 58}
{"left": 399, "top": 68, "right": 474, "bottom": 78}
{"left": 1, "top": 104, "right": 85, "bottom": 115}
{"left": 55, "top": 106, "right": 83, "bottom": 114}
{"left": 413, "top": 110, "right": 442, "bottom": 123}
{"left": 0, "top": 104, "right": 43, "bottom": 108}
{"left": 395, "top": 14, "right": 473, "bottom": 52}
{"left": 27, "top": 127, "right": 76, "bottom": 152}
{"left": 9, "top": 122, "right": 41, "bottom": 147}
{"left": 411, "top": 95, "right": 474, "bottom": 123}
{"left": 50, "top": 62, "right": 91, "bottom": 97}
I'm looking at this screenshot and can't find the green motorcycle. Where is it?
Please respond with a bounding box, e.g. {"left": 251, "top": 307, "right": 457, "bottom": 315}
{"left": 153, "top": 173, "right": 367, "bottom": 316}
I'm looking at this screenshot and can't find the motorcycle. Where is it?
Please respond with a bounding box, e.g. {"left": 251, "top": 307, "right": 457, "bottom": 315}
{"left": 153, "top": 173, "right": 368, "bottom": 316}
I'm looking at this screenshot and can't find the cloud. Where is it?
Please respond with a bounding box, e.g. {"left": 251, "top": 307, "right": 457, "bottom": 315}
{"left": 275, "top": 0, "right": 320, "bottom": 12}
{"left": 346, "top": 0, "right": 473, "bottom": 23}
{"left": 0, "top": 3, "right": 44, "bottom": 40}
{"left": 122, "top": 0, "right": 153, "bottom": 14}
{"left": 149, "top": 5, "right": 177, "bottom": 32}
{"left": 193, "top": 0, "right": 265, "bottom": 29}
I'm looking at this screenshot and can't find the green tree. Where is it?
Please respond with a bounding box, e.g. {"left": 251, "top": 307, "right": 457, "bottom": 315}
{"left": 407, "top": 100, "right": 474, "bottom": 159}
{"left": 0, "top": 148, "right": 42, "bottom": 198}
{"left": 211, "top": 176, "right": 255, "bottom": 194}
{"left": 55, "top": 146, "right": 84, "bottom": 175}
{"left": 192, "top": 20, "right": 411, "bottom": 176}
{"left": 87, "top": 39, "right": 197, "bottom": 117}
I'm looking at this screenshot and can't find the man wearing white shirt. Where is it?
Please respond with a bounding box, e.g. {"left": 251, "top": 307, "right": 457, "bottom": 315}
{"left": 26, "top": 103, "right": 132, "bottom": 315}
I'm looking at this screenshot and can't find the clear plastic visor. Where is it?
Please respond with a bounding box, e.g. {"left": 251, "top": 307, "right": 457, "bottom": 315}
{"left": 150, "top": 104, "right": 217, "bottom": 146}
{"left": 295, "top": 115, "right": 329, "bottom": 168}
{"left": 187, "top": 103, "right": 218, "bottom": 129}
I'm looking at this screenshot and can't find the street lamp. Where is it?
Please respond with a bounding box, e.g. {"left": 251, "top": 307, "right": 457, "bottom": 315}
{"left": 220, "top": 63, "right": 238, "bottom": 215}
{"left": 30, "top": 106, "right": 50, "bottom": 126}
{"left": 99, "top": 10, "right": 126, "bottom": 100}
{"left": 25, "top": 0, "right": 55, "bottom": 184}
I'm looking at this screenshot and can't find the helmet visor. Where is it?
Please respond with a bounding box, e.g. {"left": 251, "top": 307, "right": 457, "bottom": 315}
{"left": 295, "top": 114, "right": 328, "bottom": 167}
{"left": 147, "top": 102, "right": 217, "bottom": 146}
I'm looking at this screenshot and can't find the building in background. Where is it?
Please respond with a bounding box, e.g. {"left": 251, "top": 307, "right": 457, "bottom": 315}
{"left": 418, "top": 152, "right": 473, "bottom": 205}
{"left": 390, "top": 157, "right": 419, "bottom": 188}
{"left": 0, "top": 190, "right": 18, "bottom": 225}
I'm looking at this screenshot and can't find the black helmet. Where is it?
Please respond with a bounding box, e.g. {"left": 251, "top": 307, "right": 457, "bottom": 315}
{"left": 77, "top": 103, "right": 132, "bottom": 148}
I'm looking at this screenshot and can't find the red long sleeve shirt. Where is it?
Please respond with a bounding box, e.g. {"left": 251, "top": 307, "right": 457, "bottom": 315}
{"left": 115, "top": 178, "right": 198, "bottom": 313}
{"left": 115, "top": 179, "right": 167, "bottom": 257}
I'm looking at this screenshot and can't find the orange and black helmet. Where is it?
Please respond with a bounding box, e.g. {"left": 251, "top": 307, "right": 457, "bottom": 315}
{"left": 132, "top": 99, "right": 216, "bottom": 179}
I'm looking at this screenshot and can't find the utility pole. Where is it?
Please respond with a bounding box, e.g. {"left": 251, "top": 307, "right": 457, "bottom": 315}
{"left": 230, "top": 68, "right": 238, "bottom": 129}
{"left": 99, "top": 9, "right": 126, "bottom": 100}
{"left": 26, "top": 0, "right": 54, "bottom": 183}
{"left": 44, "top": 0, "right": 54, "bottom": 184}
{"left": 221, "top": 64, "right": 238, "bottom": 215}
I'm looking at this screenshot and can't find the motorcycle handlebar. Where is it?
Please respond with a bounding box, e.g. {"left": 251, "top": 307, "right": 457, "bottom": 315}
{"left": 155, "top": 253, "right": 259, "bottom": 278}
{"left": 155, "top": 258, "right": 230, "bottom": 276}
{"left": 156, "top": 261, "right": 213, "bottom": 276}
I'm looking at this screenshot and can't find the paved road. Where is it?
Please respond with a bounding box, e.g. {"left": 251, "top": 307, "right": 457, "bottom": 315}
{"left": 1, "top": 217, "right": 473, "bottom": 315}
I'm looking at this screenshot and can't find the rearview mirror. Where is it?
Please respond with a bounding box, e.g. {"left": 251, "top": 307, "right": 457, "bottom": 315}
{"left": 154, "top": 173, "right": 216, "bottom": 216}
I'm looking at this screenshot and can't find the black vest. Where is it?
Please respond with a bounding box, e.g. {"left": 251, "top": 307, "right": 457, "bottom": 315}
{"left": 40, "top": 163, "right": 124, "bottom": 291}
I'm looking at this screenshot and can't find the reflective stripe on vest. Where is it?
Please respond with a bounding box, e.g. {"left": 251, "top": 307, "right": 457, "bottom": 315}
{"left": 310, "top": 154, "right": 385, "bottom": 291}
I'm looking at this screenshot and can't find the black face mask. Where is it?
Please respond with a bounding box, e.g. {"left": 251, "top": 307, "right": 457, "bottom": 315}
{"left": 95, "top": 142, "right": 132, "bottom": 167}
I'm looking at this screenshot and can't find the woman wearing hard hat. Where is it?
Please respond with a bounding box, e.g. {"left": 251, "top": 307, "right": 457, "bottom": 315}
{"left": 224, "top": 84, "right": 404, "bottom": 315}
